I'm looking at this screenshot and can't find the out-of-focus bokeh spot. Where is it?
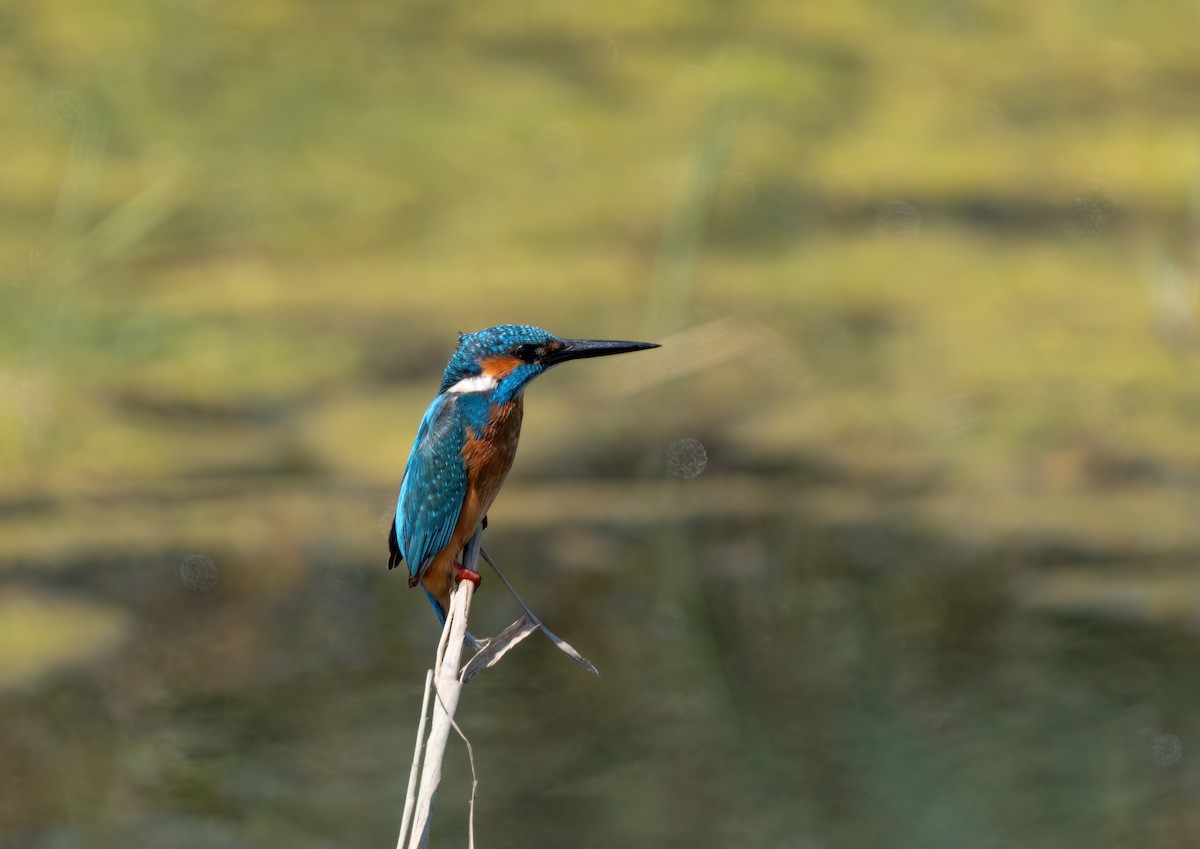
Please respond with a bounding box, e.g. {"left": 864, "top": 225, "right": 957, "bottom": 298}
{"left": 1152, "top": 734, "right": 1184, "bottom": 769}
{"left": 666, "top": 438, "right": 708, "bottom": 479}
{"left": 179, "top": 555, "right": 218, "bottom": 594}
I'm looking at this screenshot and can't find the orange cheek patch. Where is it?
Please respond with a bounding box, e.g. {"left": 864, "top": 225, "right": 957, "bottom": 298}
{"left": 480, "top": 356, "right": 523, "bottom": 380}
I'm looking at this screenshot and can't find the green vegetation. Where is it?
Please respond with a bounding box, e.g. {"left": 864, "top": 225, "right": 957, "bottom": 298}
{"left": 3, "top": 0, "right": 1199, "bottom": 560}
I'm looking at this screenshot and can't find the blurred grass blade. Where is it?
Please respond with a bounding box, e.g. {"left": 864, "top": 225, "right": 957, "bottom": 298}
{"left": 480, "top": 546, "right": 599, "bottom": 676}
{"left": 645, "top": 95, "right": 742, "bottom": 337}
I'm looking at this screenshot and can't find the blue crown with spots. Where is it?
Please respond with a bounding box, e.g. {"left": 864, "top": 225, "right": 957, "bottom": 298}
{"left": 439, "top": 325, "right": 560, "bottom": 392}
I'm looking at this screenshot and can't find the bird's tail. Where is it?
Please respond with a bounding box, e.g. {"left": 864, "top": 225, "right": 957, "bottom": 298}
{"left": 387, "top": 519, "right": 405, "bottom": 571}
{"left": 423, "top": 589, "right": 447, "bottom": 624}
{"left": 423, "top": 588, "right": 480, "bottom": 648}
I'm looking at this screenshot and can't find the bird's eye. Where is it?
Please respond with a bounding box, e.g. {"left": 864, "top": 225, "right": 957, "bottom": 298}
{"left": 513, "top": 344, "right": 539, "bottom": 361}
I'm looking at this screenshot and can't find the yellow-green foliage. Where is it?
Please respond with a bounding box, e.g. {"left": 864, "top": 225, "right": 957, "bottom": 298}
{"left": 1, "top": 0, "right": 1198, "bottom": 557}
{"left": 0, "top": 589, "right": 129, "bottom": 689}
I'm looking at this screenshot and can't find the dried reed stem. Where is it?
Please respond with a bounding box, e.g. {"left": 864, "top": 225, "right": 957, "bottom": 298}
{"left": 396, "top": 669, "right": 433, "bottom": 849}
{"left": 401, "top": 531, "right": 480, "bottom": 849}
{"left": 396, "top": 533, "right": 600, "bottom": 847}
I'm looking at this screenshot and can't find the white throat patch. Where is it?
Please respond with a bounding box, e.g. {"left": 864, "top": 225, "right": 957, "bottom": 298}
{"left": 445, "top": 373, "right": 498, "bottom": 394}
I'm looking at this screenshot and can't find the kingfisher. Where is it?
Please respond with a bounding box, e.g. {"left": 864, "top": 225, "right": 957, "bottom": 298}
{"left": 388, "top": 324, "right": 659, "bottom": 623}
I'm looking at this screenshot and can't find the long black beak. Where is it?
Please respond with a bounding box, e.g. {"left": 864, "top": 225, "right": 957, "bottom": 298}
{"left": 544, "top": 338, "right": 660, "bottom": 366}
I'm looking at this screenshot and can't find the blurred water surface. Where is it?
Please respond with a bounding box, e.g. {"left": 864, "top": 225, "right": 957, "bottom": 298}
{"left": 4, "top": 509, "right": 1200, "bottom": 848}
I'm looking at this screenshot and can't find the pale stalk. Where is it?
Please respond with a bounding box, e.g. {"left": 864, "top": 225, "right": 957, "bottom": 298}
{"left": 396, "top": 670, "right": 433, "bottom": 849}
{"left": 400, "top": 532, "right": 479, "bottom": 849}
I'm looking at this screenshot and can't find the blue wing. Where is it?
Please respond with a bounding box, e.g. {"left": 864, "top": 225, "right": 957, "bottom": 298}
{"left": 387, "top": 394, "right": 467, "bottom": 584}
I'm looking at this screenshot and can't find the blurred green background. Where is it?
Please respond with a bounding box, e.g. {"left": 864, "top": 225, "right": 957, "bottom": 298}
{"left": 4, "top": 0, "right": 1200, "bottom": 846}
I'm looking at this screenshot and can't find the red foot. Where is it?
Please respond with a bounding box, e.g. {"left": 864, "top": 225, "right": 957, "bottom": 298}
{"left": 453, "top": 563, "right": 482, "bottom": 588}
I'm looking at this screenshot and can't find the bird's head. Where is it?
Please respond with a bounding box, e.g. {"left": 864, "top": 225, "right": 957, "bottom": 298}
{"left": 439, "top": 324, "right": 658, "bottom": 404}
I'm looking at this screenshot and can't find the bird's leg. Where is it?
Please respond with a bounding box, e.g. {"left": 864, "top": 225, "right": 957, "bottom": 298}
{"left": 453, "top": 515, "right": 487, "bottom": 587}
{"left": 453, "top": 561, "right": 482, "bottom": 588}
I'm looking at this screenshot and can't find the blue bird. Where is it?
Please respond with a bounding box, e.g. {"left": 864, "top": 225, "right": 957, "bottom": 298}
{"left": 388, "top": 324, "right": 659, "bottom": 622}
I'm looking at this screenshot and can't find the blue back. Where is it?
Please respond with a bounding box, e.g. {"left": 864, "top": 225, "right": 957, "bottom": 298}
{"left": 392, "top": 394, "right": 467, "bottom": 583}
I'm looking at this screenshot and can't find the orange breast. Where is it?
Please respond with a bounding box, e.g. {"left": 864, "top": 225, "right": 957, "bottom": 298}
{"left": 462, "top": 396, "right": 525, "bottom": 514}
{"left": 418, "top": 396, "right": 525, "bottom": 613}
